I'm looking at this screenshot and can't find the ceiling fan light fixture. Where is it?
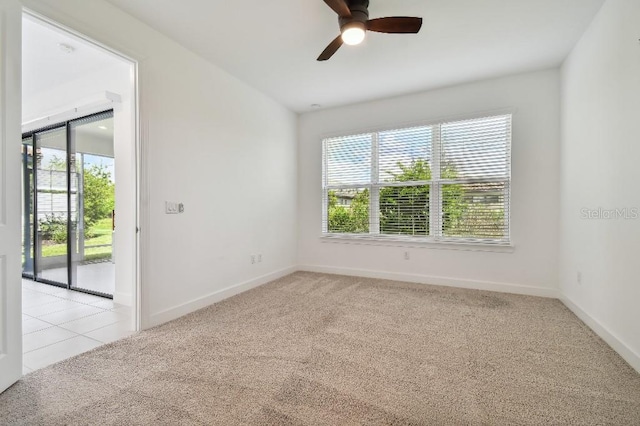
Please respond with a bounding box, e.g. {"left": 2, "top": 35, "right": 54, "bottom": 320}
{"left": 318, "top": 0, "right": 422, "bottom": 61}
{"left": 341, "top": 22, "right": 366, "bottom": 45}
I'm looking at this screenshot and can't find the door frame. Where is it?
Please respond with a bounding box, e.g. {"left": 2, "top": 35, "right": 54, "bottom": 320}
{"left": 22, "top": 8, "right": 144, "bottom": 332}
{"left": 0, "top": 0, "right": 24, "bottom": 393}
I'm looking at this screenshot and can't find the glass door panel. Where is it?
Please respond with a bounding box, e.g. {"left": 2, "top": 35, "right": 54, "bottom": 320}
{"left": 22, "top": 137, "right": 34, "bottom": 277}
{"left": 22, "top": 110, "right": 115, "bottom": 298}
{"left": 69, "top": 111, "right": 115, "bottom": 296}
{"left": 35, "top": 126, "right": 69, "bottom": 285}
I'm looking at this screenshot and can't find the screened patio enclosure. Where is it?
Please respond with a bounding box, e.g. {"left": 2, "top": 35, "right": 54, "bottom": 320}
{"left": 22, "top": 110, "right": 116, "bottom": 298}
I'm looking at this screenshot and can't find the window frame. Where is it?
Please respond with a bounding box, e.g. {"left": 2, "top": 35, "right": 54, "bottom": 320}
{"left": 321, "top": 112, "right": 513, "bottom": 247}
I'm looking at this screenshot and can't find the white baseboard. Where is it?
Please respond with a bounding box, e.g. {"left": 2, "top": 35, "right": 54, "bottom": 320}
{"left": 560, "top": 296, "right": 640, "bottom": 374}
{"left": 148, "top": 266, "right": 297, "bottom": 328}
{"left": 298, "top": 264, "right": 560, "bottom": 298}
{"left": 113, "top": 291, "right": 132, "bottom": 307}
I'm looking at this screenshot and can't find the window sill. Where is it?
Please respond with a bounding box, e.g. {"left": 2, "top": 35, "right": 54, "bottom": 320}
{"left": 320, "top": 234, "right": 515, "bottom": 253}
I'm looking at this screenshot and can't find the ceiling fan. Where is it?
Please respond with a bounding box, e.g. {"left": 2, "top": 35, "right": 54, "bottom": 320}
{"left": 318, "top": 0, "right": 423, "bottom": 61}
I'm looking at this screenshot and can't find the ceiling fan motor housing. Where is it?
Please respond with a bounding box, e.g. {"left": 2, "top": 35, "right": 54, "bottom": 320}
{"left": 339, "top": 0, "right": 369, "bottom": 29}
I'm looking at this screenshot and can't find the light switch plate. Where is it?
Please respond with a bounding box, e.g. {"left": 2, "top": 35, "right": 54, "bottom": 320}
{"left": 165, "top": 201, "right": 180, "bottom": 214}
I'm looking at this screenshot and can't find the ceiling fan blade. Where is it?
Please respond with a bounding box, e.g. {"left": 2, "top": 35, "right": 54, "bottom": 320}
{"left": 366, "top": 17, "right": 423, "bottom": 34}
{"left": 317, "top": 35, "right": 344, "bottom": 61}
{"left": 323, "top": 0, "right": 352, "bottom": 18}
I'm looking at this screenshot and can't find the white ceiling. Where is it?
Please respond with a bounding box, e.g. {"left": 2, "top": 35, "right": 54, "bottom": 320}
{"left": 105, "top": 0, "right": 604, "bottom": 113}
{"left": 22, "top": 15, "right": 124, "bottom": 100}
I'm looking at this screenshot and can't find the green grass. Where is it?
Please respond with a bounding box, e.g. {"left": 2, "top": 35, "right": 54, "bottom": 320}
{"left": 91, "top": 218, "right": 113, "bottom": 237}
{"left": 40, "top": 217, "right": 113, "bottom": 260}
{"left": 41, "top": 243, "right": 66, "bottom": 258}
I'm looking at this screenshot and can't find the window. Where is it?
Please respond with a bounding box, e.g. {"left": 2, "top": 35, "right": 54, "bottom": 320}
{"left": 322, "top": 114, "right": 511, "bottom": 244}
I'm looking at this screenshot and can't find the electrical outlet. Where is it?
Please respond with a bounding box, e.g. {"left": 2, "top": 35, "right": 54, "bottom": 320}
{"left": 404, "top": 251, "right": 410, "bottom": 260}
{"left": 257, "top": 254, "right": 262, "bottom": 263}
{"left": 251, "top": 255, "right": 256, "bottom": 264}
{"left": 577, "top": 271, "right": 582, "bottom": 285}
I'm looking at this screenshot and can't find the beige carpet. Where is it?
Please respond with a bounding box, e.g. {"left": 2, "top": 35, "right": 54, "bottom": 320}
{"left": 2, "top": 272, "right": 639, "bottom": 425}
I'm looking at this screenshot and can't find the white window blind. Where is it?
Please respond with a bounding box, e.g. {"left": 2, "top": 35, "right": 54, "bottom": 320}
{"left": 377, "top": 126, "right": 432, "bottom": 237}
{"left": 322, "top": 114, "right": 511, "bottom": 243}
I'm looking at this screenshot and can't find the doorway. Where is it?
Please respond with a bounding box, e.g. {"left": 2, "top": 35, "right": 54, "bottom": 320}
{"left": 22, "top": 110, "right": 116, "bottom": 298}
{"left": 19, "top": 12, "right": 139, "bottom": 374}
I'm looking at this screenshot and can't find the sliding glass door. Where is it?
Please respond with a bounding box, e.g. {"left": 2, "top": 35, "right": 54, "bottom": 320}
{"left": 21, "top": 137, "right": 34, "bottom": 277}
{"left": 34, "top": 126, "right": 70, "bottom": 285}
{"left": 70, "top": 113, "right": 115, "bottom": 295}
{"left": 21, "top": 110, "right": 115, "bottom": 298}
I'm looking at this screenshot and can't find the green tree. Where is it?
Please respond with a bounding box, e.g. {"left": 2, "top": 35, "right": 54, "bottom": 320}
{"left": 440, "top": 162, "right": 466, "bottom": 236}
{"left": 350, "top": 190, "right": 370, "bottom": 232}
{"left": 379, "top": 160, "right": 432, "bottom": 235}
{"left": 378, "top": 159, "right": 466, "bottom": 236}
{"left": 327, "top": 159, "right": 504, "bottom": 238}
{"left": 327, "top": 189, "right": 369, "bottom": 233}
{"left": 328, "top": 160, "right": 467, "bottom": 236}
{"left": 83, "top": 164, "right": 115, "bottom": 229}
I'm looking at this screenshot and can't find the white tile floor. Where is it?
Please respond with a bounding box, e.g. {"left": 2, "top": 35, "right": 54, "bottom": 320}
{"left": 22, "top": 279, "right": 135, "bottom": 375}
{"left": 36, "top": 261, "right": 116, "bottom": 296}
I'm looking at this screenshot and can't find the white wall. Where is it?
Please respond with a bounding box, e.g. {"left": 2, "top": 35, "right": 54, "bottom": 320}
{"left": 298, "top": 70, "right": 561, "bottom": 296}
{"left": 560, "top": 0, "right": 640, "bottom": 371}
{"left": 21, "top": 0, "right": 298, "bottom": 327}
